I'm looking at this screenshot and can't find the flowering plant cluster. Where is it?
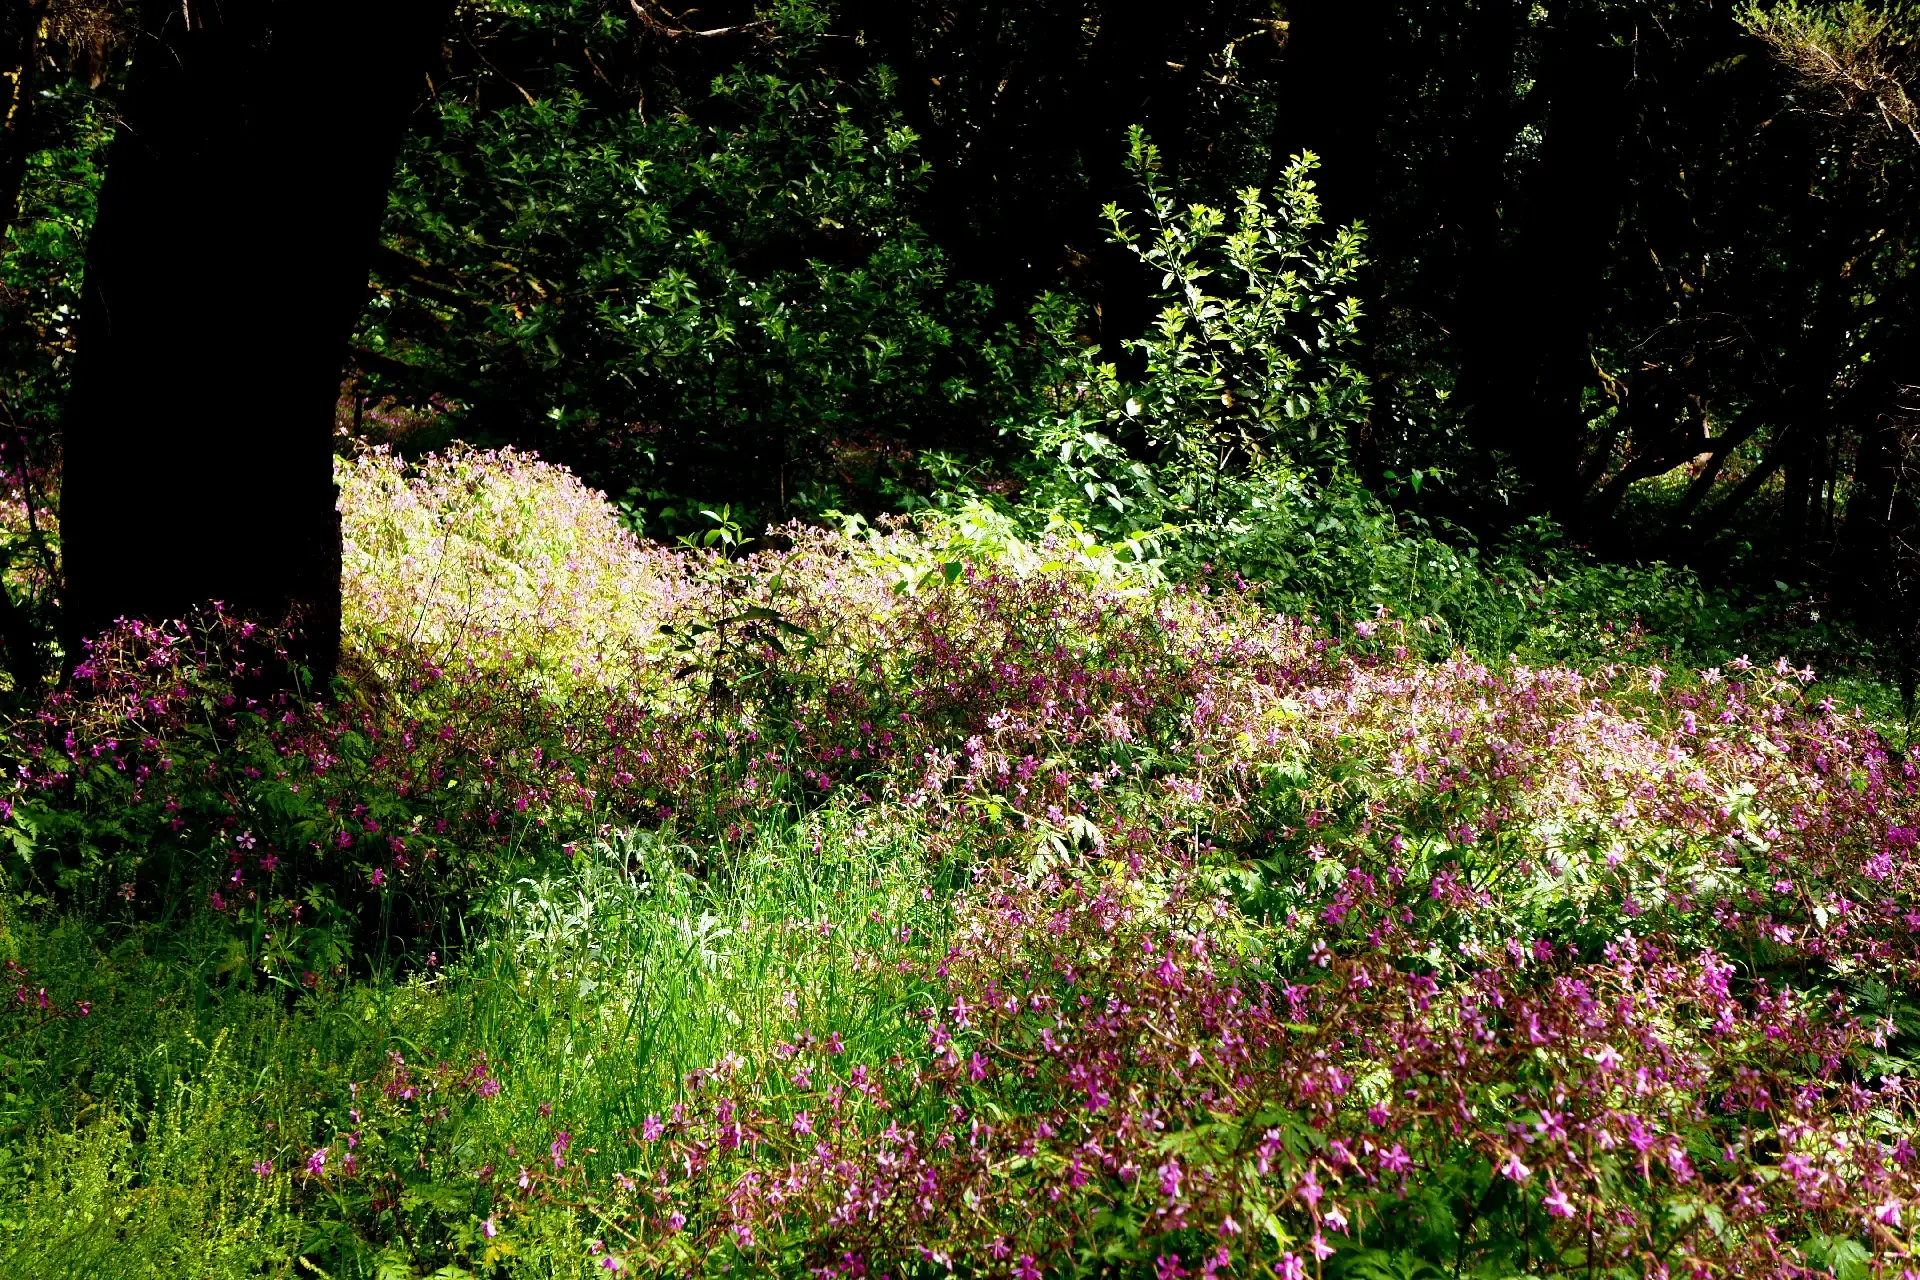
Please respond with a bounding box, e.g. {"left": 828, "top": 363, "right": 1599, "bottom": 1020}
{"left": 542, "top": 855, "right": 1919, "bottom": 1277}
{"left": 5, "top": 446, "right": 1919, "bottom": 1276}
{"left": 423, "top": 619, "right": 1920, "bottom": 1275}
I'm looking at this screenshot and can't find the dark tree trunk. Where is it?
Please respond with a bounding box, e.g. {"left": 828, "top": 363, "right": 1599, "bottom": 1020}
{"left": 1499, "top": 9, "right": 1629, "bottom": 522}
{"left": 61, "top": 0, "right": 447, "bottom": 681}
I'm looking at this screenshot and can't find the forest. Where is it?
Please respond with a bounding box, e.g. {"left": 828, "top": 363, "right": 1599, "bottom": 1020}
{"left": 2, "top": 0, "right": 1920, "bottom": 1275}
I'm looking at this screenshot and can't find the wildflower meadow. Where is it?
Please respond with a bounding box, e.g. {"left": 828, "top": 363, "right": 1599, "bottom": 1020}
{"left": 0, "top": 445, "right": 1915, "bottom": 1278}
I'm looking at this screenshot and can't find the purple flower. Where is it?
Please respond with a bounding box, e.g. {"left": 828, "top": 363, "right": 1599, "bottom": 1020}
{"left": 1159, "top": 1159, "right": 1183, "bottom": 1200}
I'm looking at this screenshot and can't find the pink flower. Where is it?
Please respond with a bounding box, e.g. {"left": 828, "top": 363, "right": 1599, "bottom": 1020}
{"left": 1277, "top": 1253, "right": 1306, "bottom": 1280}
{"left": 1500, "top": 1151, "right": 1531, "bottom": 1183}
{"left": 642, "top": 1114, "right": 664, "bottom": 1141}
{"left": 305, "top": 1148, "right": 327, "bottom": 1177}
{"left": 1159, "top": 1160, "right": 1184, "bottom": 1200}
{"left": 251, "top": 1160, "right": 273, "bottom": 1177}
{"left": 1544, "top": 1179, "right": 1575, "bottom": 1219}
{"left": 483, "top": 1217, "right": 498, "bottom": 1239}
{"left": 1015, "top": 1255, "right": 1042, "bottom": 1280}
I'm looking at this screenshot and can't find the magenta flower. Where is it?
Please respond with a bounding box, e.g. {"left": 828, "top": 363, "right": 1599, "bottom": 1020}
{"left": 1158, "top": 1160, "right": 1183, "bottom": 1200}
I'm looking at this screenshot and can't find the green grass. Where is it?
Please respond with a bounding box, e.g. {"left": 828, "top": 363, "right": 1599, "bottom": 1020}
{"left": 0, "top": 806, "right": 951, "bottom": 1278}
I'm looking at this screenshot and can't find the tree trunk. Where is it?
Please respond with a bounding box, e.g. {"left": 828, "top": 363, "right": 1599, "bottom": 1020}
{"left": 61, "top": 0, "right": 447, "bottom": 681}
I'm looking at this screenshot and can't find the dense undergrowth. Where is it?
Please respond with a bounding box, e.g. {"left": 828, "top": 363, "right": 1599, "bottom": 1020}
{"left": 2, "top": 446, "right": 1918, "bottom": 1278}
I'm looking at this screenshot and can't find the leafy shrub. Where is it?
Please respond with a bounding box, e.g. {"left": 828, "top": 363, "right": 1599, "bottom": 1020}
{"left": 364, "top": 4, "right": 1038, "bottom": 529}
{"left": 990, "top": 136, "right": 1814, "bottom": 675}
{"left": 1013, "top": 129, "right": 1368, "bottom": 539}
{"left": 339, "top": 444, "right": 685, "bottom": 690}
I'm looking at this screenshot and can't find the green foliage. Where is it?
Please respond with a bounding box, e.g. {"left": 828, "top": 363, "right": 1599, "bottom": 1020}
{"left": 997, "top": 138, "right": 1794, "bottom": 671}
{"left": 1742, "top": 0, "right": 1920, "bottom": 146}
{"left": 363, "top": 5, "right": 1036, "bottom": 532}
{"left": 0, "top": 76, "right": 103, "bottom": 704}
{"left": 0, "top": 77, "right": 110, "bottom": 434}
{"left": 1015, "top": 129, "right": 1369, "bottom": 536}
{"left": 0, "top": 1097, "right": 292, "bottom": 1279}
